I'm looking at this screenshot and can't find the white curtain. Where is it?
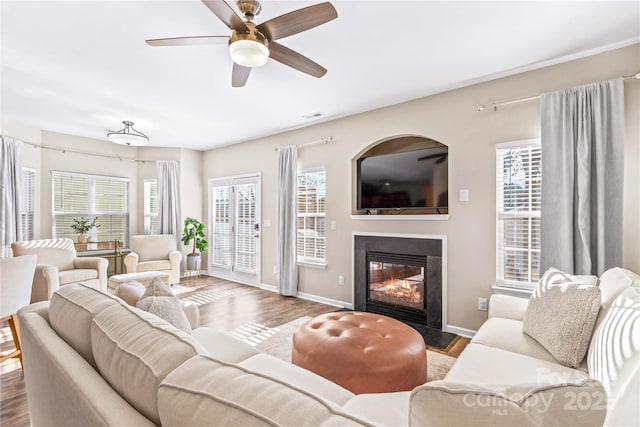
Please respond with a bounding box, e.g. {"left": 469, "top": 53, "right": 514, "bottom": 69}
{"left": 540, "top": 78, "right": 624, "bottom": 275}
{"left": 0, "top": 136, "right": 23, "bottom": 258}
{"left": 278, "top": 145, "right": 298, "bottom": 296}
{"left": 156, "top": 160, "right": 181, "bottom": 245}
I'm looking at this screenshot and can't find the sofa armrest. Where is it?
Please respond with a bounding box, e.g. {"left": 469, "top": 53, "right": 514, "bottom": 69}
{"left": 74, "top": 257, "right": 109, "bottom": 290}
{"left": 31, "top": 265, "right": 60, "bottom": 303}
{"left": 488, "top": 294, "right": 529, "bottom": 321}
{"left": 410, "top": 379, "right": 607, "bottom": 427}
{"left": 124, "top": 252, "right": 139, "bottom": 274}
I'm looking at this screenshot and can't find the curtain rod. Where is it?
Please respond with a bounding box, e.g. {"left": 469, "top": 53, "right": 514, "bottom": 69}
{"left": 20, "top": 140, "right": 175, "bottom": 163}
{"left": 477, "top": 71, "right": 640, "bottom": 112}
{"left": 274, "top": 136, "right": 334, "bottom": 152}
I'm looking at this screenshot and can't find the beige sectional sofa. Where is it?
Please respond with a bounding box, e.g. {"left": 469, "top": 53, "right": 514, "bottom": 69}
{"left": 18, "top": 268, "right": 639, "bottom": 426}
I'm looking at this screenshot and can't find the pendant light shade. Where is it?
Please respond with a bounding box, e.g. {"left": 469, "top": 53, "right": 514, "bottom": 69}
{"left": 107, "top": 121, "right": 149, "bottom": 146}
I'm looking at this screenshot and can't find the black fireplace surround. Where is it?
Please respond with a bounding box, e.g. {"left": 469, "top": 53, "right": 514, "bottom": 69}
{"left": 354, "top": 235, "right": 443, "bottom": 330}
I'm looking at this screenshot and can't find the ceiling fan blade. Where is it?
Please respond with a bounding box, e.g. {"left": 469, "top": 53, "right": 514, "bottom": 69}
{"left": 257, "top": 2, "right": 337, "bottom": 41}
{"left": 146, "top": 36, "right": 229, "bottom": 47}
{"left": 201, "top": 0, "right": 249, "bottom": 31}
{"left": 269, "top": 42, "right": 326, "bottom": 78}
{"left": 232, "top": 63, "right": 252, "bottom": 87}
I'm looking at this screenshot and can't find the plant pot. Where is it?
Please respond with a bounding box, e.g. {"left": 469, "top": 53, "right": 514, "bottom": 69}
{"left": 186, "top": 254, "right": 201, "bottom": 271}
{"left": 77, "top": 233, "right": 87, "bottom": 244}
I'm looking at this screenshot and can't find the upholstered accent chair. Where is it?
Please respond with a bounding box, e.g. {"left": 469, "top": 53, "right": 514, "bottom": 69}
{"left": 124, "top": 235, "right": 182, "bottom": 284}
{"left": 0, "top": 254, "right": 37, "bottom": 368}
{"left": 11, "top": 238, "right": 108, "bottom": 301}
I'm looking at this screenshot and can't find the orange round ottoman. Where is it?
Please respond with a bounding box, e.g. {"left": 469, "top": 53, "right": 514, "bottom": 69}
{"left": 292, "top": 311, "right": 427, "bottom": 394}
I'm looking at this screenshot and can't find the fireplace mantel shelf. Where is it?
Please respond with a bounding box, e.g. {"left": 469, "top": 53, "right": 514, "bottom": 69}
{"left": 351, "top": 215, "right": 449, "bottom": 221}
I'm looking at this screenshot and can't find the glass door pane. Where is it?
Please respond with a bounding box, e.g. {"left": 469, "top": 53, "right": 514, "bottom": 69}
{"left": 235, "top": 183, "right": 257, "bottom": 273}
{"left": 211, "top": 185, "right": 232, "bottom": 268}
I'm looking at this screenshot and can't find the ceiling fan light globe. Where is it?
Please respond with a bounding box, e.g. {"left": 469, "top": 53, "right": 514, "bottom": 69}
{"left": 229, "top": 40, "right": 269, "bottom": 68}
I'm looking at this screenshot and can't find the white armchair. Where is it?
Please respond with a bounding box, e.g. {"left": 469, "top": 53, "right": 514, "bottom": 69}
{"left": 124, "top": 235, "right": 182, "bottom": 284}
{"left": 11, "top": 238, "right": 108, "bottom": 302}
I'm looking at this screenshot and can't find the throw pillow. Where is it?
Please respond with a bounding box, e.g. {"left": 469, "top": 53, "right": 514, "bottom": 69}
{"left": 136, "top": 277, "right": 192, "bottom": 333}
{"left": 523, "top": 282, "right": 601, "bottom": 368}
{"left": 114, "top": 280, "right": 146, "bottom": 306}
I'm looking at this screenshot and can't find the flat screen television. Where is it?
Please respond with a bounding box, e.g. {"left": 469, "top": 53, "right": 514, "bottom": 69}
{"left": 357, "top": 146, "right": 448, "bottom": 210}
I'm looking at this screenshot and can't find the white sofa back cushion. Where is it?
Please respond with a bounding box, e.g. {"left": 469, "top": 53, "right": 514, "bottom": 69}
{"left": 91, "top": 302, "right": 207, "bottom": 425}
{"left": 158, "top": 355, "right": 373, "bottom": 427}
{"left": 130, "top": 234, "right": 176, "bottom": 263}
{"left": 11, "top": 238, "right": 76, "bottom": 271}
{"left": 49, "top": 283, "right": 120, "bottom": 368}
{"left": 588, "top": 287, "right": 640, "bottom": 400}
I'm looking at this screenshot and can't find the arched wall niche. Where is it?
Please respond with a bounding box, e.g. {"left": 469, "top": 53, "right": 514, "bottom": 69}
{"left": 351, "top": 135, "right": 449, "bottom": 216}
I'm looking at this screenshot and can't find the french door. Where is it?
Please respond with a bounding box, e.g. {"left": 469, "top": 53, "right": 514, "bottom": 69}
{"left": 208, "top": 174, "right": 261, "bottom": 285}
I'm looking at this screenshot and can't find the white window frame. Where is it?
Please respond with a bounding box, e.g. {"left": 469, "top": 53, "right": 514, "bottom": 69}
{"left": 52, "top": 171, "right": 130, "bottom": 246}
{"left": 496, "top": 139, "right": 541, "bottom": 290}
{"left": 143, "top": 179, "right": 158, "bottom": 235}
{"left": 297, "top": 168, "right": 327, "bottom": 268}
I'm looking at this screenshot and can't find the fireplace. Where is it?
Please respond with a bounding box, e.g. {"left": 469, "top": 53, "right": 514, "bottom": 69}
{"left": 367, "top": 251, "right": 427, "bottom": 324}
{"left": 354, "top": 234, "right": 444, "bottom": 330}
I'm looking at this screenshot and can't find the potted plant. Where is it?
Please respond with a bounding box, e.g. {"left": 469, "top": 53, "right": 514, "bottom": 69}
{"left": 71, "top": 216, "right": 100, "bottom": 243}
{"left": 181, "top": 217, "right": 208, "bottom": 270}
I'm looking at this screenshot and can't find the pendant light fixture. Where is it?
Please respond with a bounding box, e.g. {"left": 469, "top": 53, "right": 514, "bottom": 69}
{"left": 107, "top": 121, "right": 149, "bottom": 146}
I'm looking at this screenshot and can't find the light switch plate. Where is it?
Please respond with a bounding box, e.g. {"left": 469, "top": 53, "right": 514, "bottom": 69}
{"left": 459, "top": 189, "right": 469, "bottom": 202}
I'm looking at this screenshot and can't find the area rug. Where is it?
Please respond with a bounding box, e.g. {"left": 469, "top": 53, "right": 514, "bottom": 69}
{"left": 251, "top": 316, "right": 456, "bottom": 382}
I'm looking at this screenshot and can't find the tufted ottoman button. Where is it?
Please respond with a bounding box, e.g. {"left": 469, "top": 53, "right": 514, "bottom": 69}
{"left": 292, "top": 312, "right": 427, "bottom": 394}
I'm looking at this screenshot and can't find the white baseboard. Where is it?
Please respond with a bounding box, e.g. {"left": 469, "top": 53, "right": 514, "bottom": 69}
{"left": 260, "top": 284, "right": 353, "bottom": 309}
{"left": 446, "top": 325, "right": 476, "bottom": 339}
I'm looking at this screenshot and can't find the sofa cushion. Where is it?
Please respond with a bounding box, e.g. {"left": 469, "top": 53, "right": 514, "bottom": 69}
{"left": 239, "top": 353, "right": 355, "bottom": 406}
{"left": 446, "top": 343, "right": 590, "bottom": 385}
{"left": 114, "top": 280, "right": 146, "bottom": 306}
{"left": 472, "top": 317, "right": 559, "bottom": 364}
{"left": 91, "top": 303, "right": 207, "bottom": 425}
{"left": 533, "top": 267, "right": 599, "bottom": 298}
{"left": 523, "top": 282, "right": 601, "bottom": 368}
{"left": 342, "top": 392, "right": 410, "bottom": 427}
{"left": 413, "top": 343, "right": 606, "bottom": 427}
{"left": 410, "top": 378, "right": 606, "bottom": 427}
{"left": 594, "top": 267, "right": 634, "bottom": 329}
{"left": 58, "top": 268, "right": 98, "bottom": 285}
{"left": 587, "top": 287, "right": 640, "bottom": 400}
{"left": 11, "top": 238, "right": 76, "bottom": 271}
{"left": 191, "top": 328, "right": 261, "bottom": 363}
{"left": 138, "top": 260, "right": 172, "bottom": 272}
{"left": 157, "top": 355, "right": 372, "bottom": 427}
{"left": 49, "top": 283, "right": 120, "bottom": 368}
{"left": 136, "top": 278, "right": 191, "bottom": 333}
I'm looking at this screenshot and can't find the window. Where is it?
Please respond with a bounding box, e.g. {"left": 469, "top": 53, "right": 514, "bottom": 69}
{"left": 143, "top": 179, "right": 158, "bottom": 235}
{"left": 496, "top": 140, "right": 541, "bottom": 288}
{"left": 52, "top": 171, "right": 129, "bottom": 246}
{"left": 297, "top": 169, "right": 326, "bottom": 265}
{"left": 21, "top": 168, "right": 35, "bottom": 240}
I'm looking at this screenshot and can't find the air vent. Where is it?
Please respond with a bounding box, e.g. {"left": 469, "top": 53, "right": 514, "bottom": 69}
{"left": 302, "top": 112, "right": 325, "bottom": 120}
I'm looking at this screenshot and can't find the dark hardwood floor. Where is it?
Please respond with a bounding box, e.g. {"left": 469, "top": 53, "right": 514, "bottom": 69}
{"left": 0, "top": 275, "right": 468, "bottom": 426}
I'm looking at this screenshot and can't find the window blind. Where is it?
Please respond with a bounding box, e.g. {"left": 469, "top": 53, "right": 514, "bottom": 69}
{"left": 297, "top": 169, "right": 326, "bottom": 264}
{"left": 211, "top": 185, "right": 232, "bottom": 268}
{"left": 52, "top": 171, "right": 130, "bottom": 246}
{"left": 144, "top": 179, "right": 159, "bottom": 235}
{"left": 235, "top": 183, "right": 257, "bottom": 273}
{"left": 496, "top": 141, "right": 541, "bottom": 287}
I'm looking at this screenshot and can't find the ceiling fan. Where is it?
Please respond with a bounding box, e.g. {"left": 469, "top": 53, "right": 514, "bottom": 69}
{"left": 146, "top": 0, "right": 337, "bottom": 87}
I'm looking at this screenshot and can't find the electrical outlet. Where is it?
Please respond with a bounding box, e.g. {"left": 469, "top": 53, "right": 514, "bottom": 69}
{"left": 477, "top": 297, "right": 487, "bottom": 311}
{"left": 273, "top": 265, "right": 278, "bottom": 274}
{"left": 338, "top": 275, "right": 345, "bottom": 286}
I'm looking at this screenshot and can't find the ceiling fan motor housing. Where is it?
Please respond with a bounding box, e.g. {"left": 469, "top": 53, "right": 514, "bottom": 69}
{"left": 237, "top": 0, "right": 262, "bottom": 20}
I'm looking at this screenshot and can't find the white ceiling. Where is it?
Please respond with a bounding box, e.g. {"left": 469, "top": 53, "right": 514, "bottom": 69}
{"left": 2, "top": 1, "right": 639, "bottom": 151}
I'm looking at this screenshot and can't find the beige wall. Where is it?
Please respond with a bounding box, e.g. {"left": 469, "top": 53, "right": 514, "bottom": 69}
{"left": 203, "top": 44, "right": 640, "bottom": 332}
